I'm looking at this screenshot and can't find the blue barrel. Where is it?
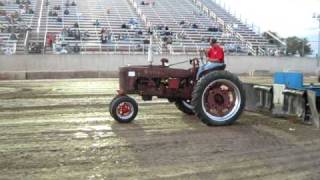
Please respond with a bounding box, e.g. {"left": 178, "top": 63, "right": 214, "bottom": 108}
{"left": 273, "top": 72, "right": 303, "bottom": 90}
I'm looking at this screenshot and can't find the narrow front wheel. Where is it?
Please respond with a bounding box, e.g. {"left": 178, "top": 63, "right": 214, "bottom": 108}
{"left": 110, "top": 96, "right": 138, "bottom": 123}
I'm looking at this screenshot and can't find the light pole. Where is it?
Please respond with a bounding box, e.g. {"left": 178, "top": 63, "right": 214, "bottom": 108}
{"left": 313, "top": 13, "right": 320, "bottom": 66}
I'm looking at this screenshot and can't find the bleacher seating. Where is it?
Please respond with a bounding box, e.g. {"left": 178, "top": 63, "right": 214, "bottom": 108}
{"left": 0, "top": 0, "right": 36, "bottom": 54}
{"left": 133, "top": 0, "right": 248, "bottom": 54}
{"left": 200, "top": 0, "right": 277, "bottom": 50}
{"left": 0, "top": 0, "right": 279, "bottom": 55}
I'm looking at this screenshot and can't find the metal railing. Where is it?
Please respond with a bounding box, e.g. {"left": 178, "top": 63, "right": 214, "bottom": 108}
{"left": 192, "top": 0, "right": 265, "bottom": 56}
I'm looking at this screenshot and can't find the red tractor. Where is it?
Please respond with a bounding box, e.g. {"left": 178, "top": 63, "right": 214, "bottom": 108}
{"left": 109, "top": 57, "right": 246, "bottom": 126}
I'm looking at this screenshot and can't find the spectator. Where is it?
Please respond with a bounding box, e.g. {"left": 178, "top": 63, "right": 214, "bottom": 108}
{"left": 13, "top": 11, "right": 20, "bottom": 20}
{"left": 201, "top": 36, "right": 206, "bottom": 43}
{"left": 182, "top": 22, "right": 189, "bottom": 28}
{"left": 66, "top": 27, "right": 73, "bottom": 37}
{"left": 73, "top": 43, "right": 80, "bottom": 53}
{"left": 49, "top": 11, "right": 58, "bottom": 17}
{"left": 147, "top": 27, "right": 153, "bottom": 35}
{"left": 0, "top": 23, "right": 6, "bottom": 32}
{"left": 143, "top": 39, "right": 150, "bottom": 44}
{"left": 60, "top": 29, "right": 67, "bottom": 40}
{"left": 137, "top": 30, "right": 143, "bottom": 36}
{"left": 10, "top": 33, "right": 17, "bottom": 40}
{"left": 155, "top": 25, "right": 161, "bottom": 30}
{"left": 207, "top": 27, "right": 215, "bottom": 32}
{"left": 6, "top": 15, "right": 14, "bottom": 24}
{"left": 71, "top": 1, "right": 76, "bottom": 6}
{"left": 29, "top": 42, "right": 42, "bottom": 53}
{"left": 65, "top": 0, "right": 70, "bottom": 7}
{"left": 54, "top": 5, "right": 61, "bottom": 10}
{"left": 93, "top": 19, "right": 100, "bottom": 26}
{"left": 56, "top": 17, "right": 62, "bottom": 22}
{"left": 162, "top": 36, "right": 168, "bottom": 43}
{"left": 135, "top": 44, "right": 143, "bottom": 51}
{"left": 166, "top": 37, "right": 172, "bottom": 45}
{"left": 28, "top": 8, "right": 34, "bottom": 14}
{"left": 74, "top": 30, "right": 81, "bottom": 40}
{"left": 82, "top": 30, "right": 89, "bottom": 40}
{"left": 100, "top": 27, "right": 106, "bottom": 34}
{"left": 192, "top": 23, "right": 198, "bottom": 29}
{"left": 121, "top": 24, "right": 128, "bottom": 29}
{"left": 233, "top": 24, "right": 239, "bottom": 29}
{"left": 0, "top": 9, "right": 6, "bottom": 15}
{"left": 107, "top": 32, "right": 112, "bottom": 41}
{"left": 26, "top": 25, "right": 32, "bottom": 31}
{"left": 73, "top": 22, "right": 79, "bottom": 28}
{"left": 64, "top": 9, "right": 69, "bottom": 15}
{"left": 101, "top": 34, "right": 107, "bottom": 44}
{"left": 47, "top": 33, "right": 54, "bottom": 48}
{"left": 179, "top": 21, "right": 185, "bottom": 25}
{"left": 128, "top": 18, "right": 137, "bottom": 25}
{"left": 128, "top": 18, "right": 138, "bottom": 29}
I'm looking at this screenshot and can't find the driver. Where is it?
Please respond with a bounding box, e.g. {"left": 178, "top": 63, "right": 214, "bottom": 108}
{"left": 197, "top": 38, "right": 225, "bottom": 78}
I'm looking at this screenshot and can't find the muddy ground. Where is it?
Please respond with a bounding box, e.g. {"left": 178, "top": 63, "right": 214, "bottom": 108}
{"left": 0, "top": 77, "right": 320, "bottom": 180}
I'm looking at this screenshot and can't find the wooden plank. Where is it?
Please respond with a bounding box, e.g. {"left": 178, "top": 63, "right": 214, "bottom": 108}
{"left": 307, "top": 90, "right": 320, "bottom": 128}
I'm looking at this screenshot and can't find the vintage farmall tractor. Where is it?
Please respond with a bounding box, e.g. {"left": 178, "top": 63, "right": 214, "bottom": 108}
{"left": 109, "top": 42, "right": 246, "bottom": 126}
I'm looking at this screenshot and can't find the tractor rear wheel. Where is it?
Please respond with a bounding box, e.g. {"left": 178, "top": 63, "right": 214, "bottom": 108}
{"left": 175, "top": 99, "right": 194, "bottom": 115}
{"left": 191, "top": 71, "right": 245, "bottom": 126}
{"left": 110, "top": 96, "right": 138, "bottom": 123}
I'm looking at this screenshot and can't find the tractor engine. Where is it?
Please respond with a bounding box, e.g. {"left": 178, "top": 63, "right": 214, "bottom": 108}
{"left": 119, "top": 66, "right": 194, "bottom": 100}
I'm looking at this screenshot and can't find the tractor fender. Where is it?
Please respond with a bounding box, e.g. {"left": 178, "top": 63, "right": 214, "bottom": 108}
{"left": 196, "top": 63, "right": 226, "bottom": 80}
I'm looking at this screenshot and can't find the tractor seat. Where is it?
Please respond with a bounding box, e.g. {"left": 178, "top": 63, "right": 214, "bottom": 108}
{"left": 197, "top": 63, "right": 226, "bottom": 79}
{"left": 212, "top": 63, "right": 226, "bottom": 70}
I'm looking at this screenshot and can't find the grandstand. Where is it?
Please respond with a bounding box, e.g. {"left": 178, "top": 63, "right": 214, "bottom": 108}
{"left": 0, "top": 0, "right": 281, "bottom": 55}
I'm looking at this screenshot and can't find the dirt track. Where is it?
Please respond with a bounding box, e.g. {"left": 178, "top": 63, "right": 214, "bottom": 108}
{"left": 0, "top": 78, "right": 320, "bottom": 180}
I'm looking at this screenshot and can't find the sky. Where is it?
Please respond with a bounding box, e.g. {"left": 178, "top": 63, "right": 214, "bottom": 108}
{"left": 216, "top": 0, "right": 320, "bottom": 54}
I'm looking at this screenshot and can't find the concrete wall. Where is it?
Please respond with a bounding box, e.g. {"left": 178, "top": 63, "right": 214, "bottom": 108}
{"left": 0, "top": 54, "right": 318, "bottom": 79}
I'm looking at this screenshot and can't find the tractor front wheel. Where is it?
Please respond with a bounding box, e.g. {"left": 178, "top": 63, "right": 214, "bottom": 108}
{"left": 192, "top": 71, "right": 245, "bottom": 126}
{"left": 110, "top": 96, "right": 138, "bottom": 123}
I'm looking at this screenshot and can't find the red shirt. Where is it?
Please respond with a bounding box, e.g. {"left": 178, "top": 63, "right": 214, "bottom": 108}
{"left": 207, "top": 45, "right": 224, "bottom": 63}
